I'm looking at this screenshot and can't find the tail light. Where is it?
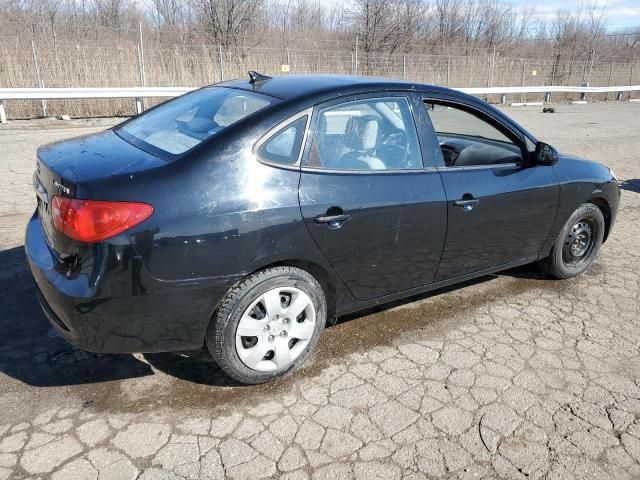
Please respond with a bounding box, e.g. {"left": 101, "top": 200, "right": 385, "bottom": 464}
{"left": 52, "top": 197, "right": 153, "bottom": 243}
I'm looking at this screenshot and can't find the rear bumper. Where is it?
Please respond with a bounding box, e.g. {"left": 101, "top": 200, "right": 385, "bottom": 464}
{"left": 25, "top": 211, "right": 236, "bottom": 353}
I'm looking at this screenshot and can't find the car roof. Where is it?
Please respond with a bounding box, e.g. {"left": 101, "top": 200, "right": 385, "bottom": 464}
{"left": 218, "top": 74, "right": 453, "bottom": 102}
{"left": 216, "top": 73, "right": 538, "bottom": 144}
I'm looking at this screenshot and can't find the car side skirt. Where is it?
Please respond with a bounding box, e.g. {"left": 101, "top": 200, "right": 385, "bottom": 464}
{"left": 335, "top": 255, "right": 539, "bottom": 317}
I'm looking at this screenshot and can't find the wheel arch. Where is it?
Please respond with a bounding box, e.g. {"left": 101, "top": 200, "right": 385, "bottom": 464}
{"left": 209, "top": 259, "right": 339, "bottom": 328}
{"left": 587, "top": 197, "right": 612, "bottom": 242}
{"left": 253, "top": 260, "right": 338, "bottom": 325}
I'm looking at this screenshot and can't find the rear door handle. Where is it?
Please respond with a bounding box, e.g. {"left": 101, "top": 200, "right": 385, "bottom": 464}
{"left": 453, "top": 197, "right": 479, "bottom": 211}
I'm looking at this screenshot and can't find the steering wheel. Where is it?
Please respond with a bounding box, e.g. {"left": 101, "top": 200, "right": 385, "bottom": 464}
{"left": 440, "top": 143, "right": 460, "bottom": 166}
{"left": 382, "top": 128, "right": 408, "bottom": 149}
{"left": 380, "top": 128, "right": 416, "bottom": 168}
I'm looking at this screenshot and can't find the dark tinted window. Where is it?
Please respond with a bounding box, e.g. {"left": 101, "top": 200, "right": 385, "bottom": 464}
{"left": 117, "top": 87, "right": 275, "bottom": 159}
{"left": 257, "top": 116, "right": 308, "bottom": 165}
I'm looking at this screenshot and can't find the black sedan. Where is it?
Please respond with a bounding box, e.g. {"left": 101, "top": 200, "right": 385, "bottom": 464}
{"left": 26, "top": 73, "right": 620, "bottom": 384}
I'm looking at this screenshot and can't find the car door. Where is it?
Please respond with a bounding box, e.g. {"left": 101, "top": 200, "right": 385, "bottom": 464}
{"left": 419, "top": 97, "right": 560, "bottom": 281}
{"left": 298, "top": 94, "right": 447, "bottom": 301}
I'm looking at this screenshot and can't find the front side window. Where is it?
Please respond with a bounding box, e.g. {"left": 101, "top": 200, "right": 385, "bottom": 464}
{"left": 425, "top": 102, "right": 522, "bottom": 167}
{"left": 307, "top": 97, "right": 423, "bottom": 171}
{"left": 117, "top": 87, "right": 275, "bottom": 159}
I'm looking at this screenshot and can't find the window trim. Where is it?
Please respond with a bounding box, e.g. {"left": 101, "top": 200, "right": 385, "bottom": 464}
{"left": 421, "top": 97, "right": 529, "bottom": 170}
{"left": 253, "top": 107, "right": 313, "bottom": 169}
{"left": 300, "top": 94, "right": 426, "bottom": 174}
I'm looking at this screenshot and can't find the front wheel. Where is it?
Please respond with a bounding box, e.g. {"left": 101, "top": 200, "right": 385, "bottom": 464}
{"left": 207, "top": 266, "right": 326, "bottom": 384}
{"left": 540, "top": 203, "right": 605, "bottom": 279}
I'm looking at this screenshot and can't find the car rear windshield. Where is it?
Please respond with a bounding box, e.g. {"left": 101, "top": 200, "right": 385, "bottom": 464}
{"left": 116, "top": 87, "right": 276, "bottom": 160}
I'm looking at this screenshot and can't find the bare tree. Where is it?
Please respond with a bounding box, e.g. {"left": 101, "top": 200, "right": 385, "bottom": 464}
{"left": 549, "top": 1, "right": 609, "bottom": 84}
{"left": 432, "top": 0, "right": 466, "bottom": 47}
{"left": 150, "top": 0, "right": 184, "bottom": 29}
{"left": 189, "top": 0, "right": 265, "bottom": 53}
{"left": 92, "top": 0, "right": 134, "bottom": 29}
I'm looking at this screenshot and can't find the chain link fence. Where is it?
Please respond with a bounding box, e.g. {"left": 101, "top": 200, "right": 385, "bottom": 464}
{"left": 1, "top": 39, "right": 639, "bottom": 118}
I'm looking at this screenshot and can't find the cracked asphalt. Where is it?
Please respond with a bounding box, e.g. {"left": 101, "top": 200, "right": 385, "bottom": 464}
{"left": 1, "top": 102, "right": 639, "bottom": 479}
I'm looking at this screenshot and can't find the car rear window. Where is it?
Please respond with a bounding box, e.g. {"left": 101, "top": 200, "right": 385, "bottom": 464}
{"left": 116, "top": 87, "right": 276, "bottom": 160}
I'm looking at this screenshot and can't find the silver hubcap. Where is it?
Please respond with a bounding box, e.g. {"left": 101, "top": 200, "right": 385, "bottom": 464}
{"left": 235, "top": 287, "right": 316, "bottom": 372}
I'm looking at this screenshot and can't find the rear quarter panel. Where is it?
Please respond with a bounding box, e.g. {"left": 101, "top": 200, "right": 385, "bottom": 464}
{"left": 80, "top": 106, "right": 349, "bottom": 304}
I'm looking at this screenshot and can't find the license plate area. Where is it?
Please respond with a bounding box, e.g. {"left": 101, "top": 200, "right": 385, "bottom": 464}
{"left": 34, "top": 175, "right": 56, "bottom": 246}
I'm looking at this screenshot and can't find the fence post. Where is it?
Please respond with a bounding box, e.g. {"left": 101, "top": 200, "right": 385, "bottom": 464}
{"left": 218, "top": 45, "right": 224, "bottom": 82}
{"left": 489, "top": 45, "right": 496, "bottom": 87}
{"left": 31, "top": 40, "right": 47, "bottom": 117}
{"left": 0, "top": 100, "right": 7, "bottom": 124}
{"left": 354, "top": 35, "right": 359, "bottom": 76}
{"left": 403, "top": 54, "right": 406, "bottom": 80}
{"left": 138, "top": 22, "right": 145, "bottom": 87}
{"left": 520, "top": 59, "right": 526, "bottom": 102}
{"left": 286, "top": 48, "right": 290, "bottom": 73}
{"left": 607, "top": 62, "right": 613, "bottom": 101}
{"left": 486, "top": 53, "right": 490, "bottom": 88}
{"left": 447, "top": 55, "right": 451, "bottom": 86}
{"left": 137, "top": 22, "right": 145, "bottom": 113}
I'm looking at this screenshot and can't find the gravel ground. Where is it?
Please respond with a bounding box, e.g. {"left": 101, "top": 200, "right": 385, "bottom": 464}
{"left": 0, "top": 103, "right": 639, "bottom": 479}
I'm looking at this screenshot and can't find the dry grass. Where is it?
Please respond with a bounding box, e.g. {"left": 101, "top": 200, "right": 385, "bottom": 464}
{"left": 1, "top": 41, "right": 639, "bottom": 119}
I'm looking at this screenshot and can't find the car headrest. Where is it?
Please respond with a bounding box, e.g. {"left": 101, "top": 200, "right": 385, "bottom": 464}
{"left": 214, "top": 96, "right": 249, "bottom": 126}
{"left": 345, "top": 115, "right": 379, "bottom": 151}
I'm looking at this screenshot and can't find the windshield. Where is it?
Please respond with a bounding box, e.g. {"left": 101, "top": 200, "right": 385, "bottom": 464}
{"left": 117, "top": 87, "right": 276, "bottom": 159}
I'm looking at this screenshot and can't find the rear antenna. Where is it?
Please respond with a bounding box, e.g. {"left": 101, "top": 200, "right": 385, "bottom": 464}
{"left": 248, "top": 71, "right": 272, "bottom": 84}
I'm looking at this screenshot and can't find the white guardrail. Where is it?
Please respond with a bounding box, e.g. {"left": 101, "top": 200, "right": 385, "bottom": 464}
{"left": 1, "top": 84, "right": 640, "bottom": 124}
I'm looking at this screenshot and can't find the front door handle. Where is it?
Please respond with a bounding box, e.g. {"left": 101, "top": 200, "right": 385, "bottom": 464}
{"left": 314, "top": 208, "right": 351, "bottom": 229}
{"left": 453, "top": 197, "right": 479, "bottom": 212}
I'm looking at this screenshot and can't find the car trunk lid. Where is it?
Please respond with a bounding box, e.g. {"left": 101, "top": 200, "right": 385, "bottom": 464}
{"left": 34, "top": 129, "right": 165, "bottom": 268}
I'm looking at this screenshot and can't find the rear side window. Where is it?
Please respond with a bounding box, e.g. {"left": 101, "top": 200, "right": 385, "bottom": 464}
{"left": 257, "top": 116, "right": 308, "bottom": 165}
{"left": 117, "top": 87, "right": 275, "bottom": 160}
{"left": 306, "top": 97, "right": 422, "bottom": 171}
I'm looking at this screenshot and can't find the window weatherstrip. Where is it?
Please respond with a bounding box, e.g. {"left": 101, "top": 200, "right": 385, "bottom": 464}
{"left": 254, "top": 107, "right": 313, "bottom": 167}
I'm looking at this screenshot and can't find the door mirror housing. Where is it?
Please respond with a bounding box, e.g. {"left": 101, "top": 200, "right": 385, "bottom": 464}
{"left": 532, "top": 142, "right": 559, "bottom": 166}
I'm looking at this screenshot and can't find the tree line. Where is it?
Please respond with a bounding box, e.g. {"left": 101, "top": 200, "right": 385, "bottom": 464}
{"left": 0, "top": 0, "right": 638, "bottom": 63}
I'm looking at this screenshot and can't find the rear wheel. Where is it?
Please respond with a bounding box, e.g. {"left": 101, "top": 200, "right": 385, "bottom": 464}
{"left": 207, "top": 266, "right": 326, "bottom": 384}
{"left": 541, "top": 203, "right": 605, "bottom": 279}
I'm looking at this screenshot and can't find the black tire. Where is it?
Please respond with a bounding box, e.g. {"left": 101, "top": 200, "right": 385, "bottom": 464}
{"left": 207, "top": 266, "right": 326, "bottom": 384}
{"left": 540, "top": 203, "right": 605, "bottom": 279}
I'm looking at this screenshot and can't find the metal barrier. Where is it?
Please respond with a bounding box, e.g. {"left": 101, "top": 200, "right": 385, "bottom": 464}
{"left": 0, "top": 87, "right": 195, "bottom": 124}
{"left": 1, "top": 84, "right": 640, "bottom": 124}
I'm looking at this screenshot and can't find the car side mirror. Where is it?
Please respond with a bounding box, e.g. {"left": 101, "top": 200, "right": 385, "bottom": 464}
{"left": 533, "top": 142, "right": 559, "bottom": 166}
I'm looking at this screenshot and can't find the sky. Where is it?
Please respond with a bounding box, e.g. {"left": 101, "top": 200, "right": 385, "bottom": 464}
{"left": 314, "top": 0, "right": 640, "bottom": 32}
{"left": 525, "top": 0, "right": 640, "bottom": 30}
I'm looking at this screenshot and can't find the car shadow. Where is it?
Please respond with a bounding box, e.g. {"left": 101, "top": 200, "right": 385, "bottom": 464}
{"left": 143, "top": 349, "right": 243, "bottom": 387}
{"left": 0, "top": 246, "right": 155, "bottom": 387}
{"left": 620, "top": 179, "right": 640, "bottom": 193}
{"left": 0, "top": 245, "right": 241, "bottom": 388}
{"left": 1, "top": 244, "right": 540, "bottom": 389}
